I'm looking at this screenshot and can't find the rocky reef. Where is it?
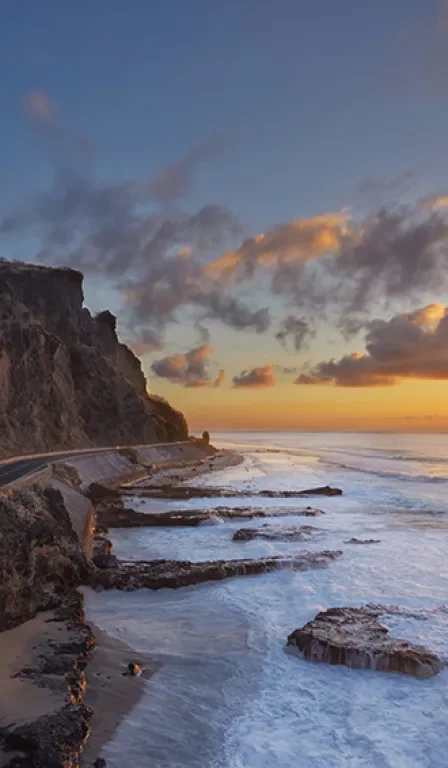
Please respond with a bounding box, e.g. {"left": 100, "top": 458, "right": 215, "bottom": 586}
{"left": 287, "top": 606, "right": 441, "bottom": 679}
{"left": 95, "top": 504, "right": 325, "bottom": 529}
{"left": 92, "top": 550, "right": 343, "bottom": 590}
{"left": 120, "top": 483, "right": 342, "bottom": 500}
{"left": 232, "top": 524, "right": 321, "bottom": 541}
{"left": 0, "top": 261, "right": 187, "bottom": 458}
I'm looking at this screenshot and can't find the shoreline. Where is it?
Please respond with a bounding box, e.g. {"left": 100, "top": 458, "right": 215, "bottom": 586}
{"left": 0, "top": 442, "right": 243, "bottom": 768}
{"left": 79, "top": 622, "right": 157, "bottom": 766}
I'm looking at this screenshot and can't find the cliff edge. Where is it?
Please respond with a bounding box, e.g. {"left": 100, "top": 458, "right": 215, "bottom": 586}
{"left": 0, "top": 260, "right": 188, "bottom": 458}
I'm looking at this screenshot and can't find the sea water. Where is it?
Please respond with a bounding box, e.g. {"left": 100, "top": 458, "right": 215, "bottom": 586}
{"left": 84, "top": 432, "right": 448, "bottom": 767}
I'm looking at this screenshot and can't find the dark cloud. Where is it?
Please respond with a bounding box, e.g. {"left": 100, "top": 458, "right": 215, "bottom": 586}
{"left": 297, "top": 303, "right": 448, "bottom": 387}
{"left": 232, "top": 364, "right": 276, "bottom": 389}
{"left": 275, "top": 315, "right": 313, "bottom": 351}
{"left": 151, "top": 344, "right": 216, "bottom": 388}
{"left": 332, "top": 207, "right": 448, "bottom": 315}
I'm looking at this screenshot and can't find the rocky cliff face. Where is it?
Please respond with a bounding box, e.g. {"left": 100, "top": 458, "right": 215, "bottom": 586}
{"left": 0, "top": 260, "right": 187, "bottom": 458}
{"left": 0, "top": 486, "right": 88, "bottom": 631}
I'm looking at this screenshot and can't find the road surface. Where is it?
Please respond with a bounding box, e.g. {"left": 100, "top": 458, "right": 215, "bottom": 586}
{"left": 0, "top": 448, "right": 120, "bottom": 487}
{"left": 0, "top": 442, "right": 188, "bottom": 487}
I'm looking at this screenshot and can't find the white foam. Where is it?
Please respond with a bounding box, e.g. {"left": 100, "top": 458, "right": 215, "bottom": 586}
{"left": 84, "top": 432, "right": 448, "bottom": 767}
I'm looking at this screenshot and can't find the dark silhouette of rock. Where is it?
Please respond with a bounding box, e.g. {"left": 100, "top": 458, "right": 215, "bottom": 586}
{"left": 86, "top": 483, "right": 122, "bottom": 505}
{"left": 0, "top": 703, "right": 93, "bottom": 767}
{"left": 287, "top": 606, "right": 441, "bottom": 679}
{"left": 126, "top": 663, "right": 141, "bottom": 677}
{"left": 93, "top": 551, "right": 342, "bottom": 591}
{"left": 344, "top": 538, "right": 380, "bottom": 545}
{"left": 121, "top": 484, "right": 342, "bottom": 500}
{"left": 0, "top": 261, "right": 187, "bottom": 458}
{"left": 96, "top": 505, "right": 325, "bottom": 529}
{"left": 92, "top": 553, "right": 119, "bottom": 569}
{"left": 94, "top": 759, "right": 107, "bottom": 768}
{"left": 232, "top": 524, "right": 320, "bottom": 541}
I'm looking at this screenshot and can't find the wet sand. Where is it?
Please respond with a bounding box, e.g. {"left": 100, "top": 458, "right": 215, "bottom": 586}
{"left": 80, "top": 624, "right": 157, "bottom": 765}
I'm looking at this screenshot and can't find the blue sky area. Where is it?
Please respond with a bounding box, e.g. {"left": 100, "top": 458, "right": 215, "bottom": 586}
{"left": 1, "top": 1, "right": 447, "bottom": 427}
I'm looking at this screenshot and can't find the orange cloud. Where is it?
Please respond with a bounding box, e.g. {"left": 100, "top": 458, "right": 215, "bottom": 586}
{"left": 420, "top": 195, "right": 448, "bottom": 209}
{"left": 204, "top": 211, "right": 349, "bottom": 282}
{"left": 232, "top": 364, "right": 277, "bottom": 388}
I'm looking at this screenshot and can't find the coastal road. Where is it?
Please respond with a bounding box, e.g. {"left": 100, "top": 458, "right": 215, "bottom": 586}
{"left": 0, "top": 448, "right": 118, "bottom": 487}
{"left": 0, "top": 442, "right": 186, "bottom": 487}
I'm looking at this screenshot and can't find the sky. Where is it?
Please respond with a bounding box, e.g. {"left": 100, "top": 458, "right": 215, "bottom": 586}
{"left": 1, "top": 0, "right": 448, "bottom": 432}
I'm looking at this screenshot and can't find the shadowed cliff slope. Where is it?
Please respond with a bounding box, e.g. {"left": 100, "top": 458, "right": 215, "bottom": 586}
{"left": 0, "top": 260, "right": 187, "bottom": 458}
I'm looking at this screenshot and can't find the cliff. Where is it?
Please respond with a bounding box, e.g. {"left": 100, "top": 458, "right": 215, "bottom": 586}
{"left": 0, "top": 260, "right": 188, "bottom": 458}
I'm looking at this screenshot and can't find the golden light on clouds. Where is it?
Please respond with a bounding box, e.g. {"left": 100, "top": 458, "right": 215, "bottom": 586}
{"left": 204, "top": 211, "right": 350, "bottom": 281}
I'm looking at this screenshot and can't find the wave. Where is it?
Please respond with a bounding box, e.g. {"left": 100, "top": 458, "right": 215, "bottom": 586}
{"left": 318, "top": 457, "right": 448, "bottom": 484}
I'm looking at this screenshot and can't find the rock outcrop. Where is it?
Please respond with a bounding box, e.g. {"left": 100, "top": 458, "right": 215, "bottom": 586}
{"left": 0, "top": 261, "right": 187, "bottom": 458}
{"left": 287, "top": 606, "right": 441, "bottom": 679}
{"left": 121, "top": 484, "right": 341, "bottom": 500}
{"left": 232, "top": 524, "right": 320, "bottom": 541}
{"left": 92, "top": 550, "right": 343, "bottom": 590}
{"left": 0, "top": 487, "right": 88, "bottom": 631}
{"left": 95, "top": 504, "right": 325, "bottom": 529}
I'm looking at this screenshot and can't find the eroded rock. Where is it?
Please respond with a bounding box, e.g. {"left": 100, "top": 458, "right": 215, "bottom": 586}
{"left": 287, "top": 606, "right": 441, "bottom": 679}
{"left": 0, "top": 703, "right": 93, "bottom": 768}
{"left": 96, "top": 505, "right": 325, "bottom": 529}
{"left": 92, "top": 551, "right": 342, "bottom": 591}
{"left": 120, "top": 484, "right": 342, "bottom": 500}
{"left": 232, "top": 524, "right": 321, "bottom": 541}
{"left": 0, "top": 487, "right": 88, "bottom": 631}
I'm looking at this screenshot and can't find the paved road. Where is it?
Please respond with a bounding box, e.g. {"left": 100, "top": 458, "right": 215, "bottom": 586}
{"left": 0, "top": 448, "right": 118, "bottom": 487}
{"left": 0, "top": 441, "right": 187, "bottom": 487}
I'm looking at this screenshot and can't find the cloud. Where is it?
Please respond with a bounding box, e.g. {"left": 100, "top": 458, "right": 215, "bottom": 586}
{"left": 420, "top": 194, "right": 448, "bottom": 210}
{"left": 213, "top": 369, "right": 225, "bottom": 388}
{"left": 232, "top": 364, "right": 277, "bottom": 388}
{"left": 24, "top": 90, "right": 54, "bottom": 122}
{"left": 297, "top": 303, "right": 448, "bottom": 387}
{"left": 150, "top": 136, "right": 227, "bottom": 205}
{"left": 125, "top": 328, "right": 163, "bottom": 356}
{"left": 275, "top": 315, "right": 313, "bottom": 351}
{"left": 204, "top": 212, "right": 349, "bottom": 283}
{"left": 332, "top": 206, "right": 448, "bottom": 316}
{"left": 151, "top": 344, "right": 216, "bottom": 387}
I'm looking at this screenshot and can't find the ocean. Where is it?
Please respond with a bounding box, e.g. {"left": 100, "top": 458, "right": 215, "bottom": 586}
{"left": 84, "top": 432, "right": 448, "bottom": 767}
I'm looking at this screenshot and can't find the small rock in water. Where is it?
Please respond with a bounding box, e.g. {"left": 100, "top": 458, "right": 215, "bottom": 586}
{"left": 126, "top": 662, "right": 141, "bottom": 676}
{"left": 344, "top": 537, "right": 380, "bottom": 545}
{"left": 94, "top": 759, "right": 107, "bottom": 768}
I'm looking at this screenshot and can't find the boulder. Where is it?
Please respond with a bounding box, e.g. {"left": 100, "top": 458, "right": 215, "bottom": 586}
{"left": 287, "top": 606, "right": 441, "bottom": 679}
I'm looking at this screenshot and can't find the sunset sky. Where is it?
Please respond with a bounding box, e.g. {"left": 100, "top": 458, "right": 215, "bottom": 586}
{"left": 1, "top": 0, "right": 448, "bottom": 431}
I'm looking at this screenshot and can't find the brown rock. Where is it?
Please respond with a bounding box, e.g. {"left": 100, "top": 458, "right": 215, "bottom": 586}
{"left": 0, "top": 260, "right": 187, "bottom": 459}
{"left": 0, "top": 703, "right": 93, "bottom": 767}
{"left": 0, "top": 487, "right": 88, "bottom": 631}
{"left": 232, "top": 524, "right": 320, "bottom": 541}
{"left": 96, "top": 505, "right": 326, "bottom": 529}
{"left": 120, "top": 484, "right": 342, "bottom": 500}
{"left": 93, "top": 551, "right": 342, "bottom": 591}
{"left": 287, "top": 606, "right": 441, "bottom": 679}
